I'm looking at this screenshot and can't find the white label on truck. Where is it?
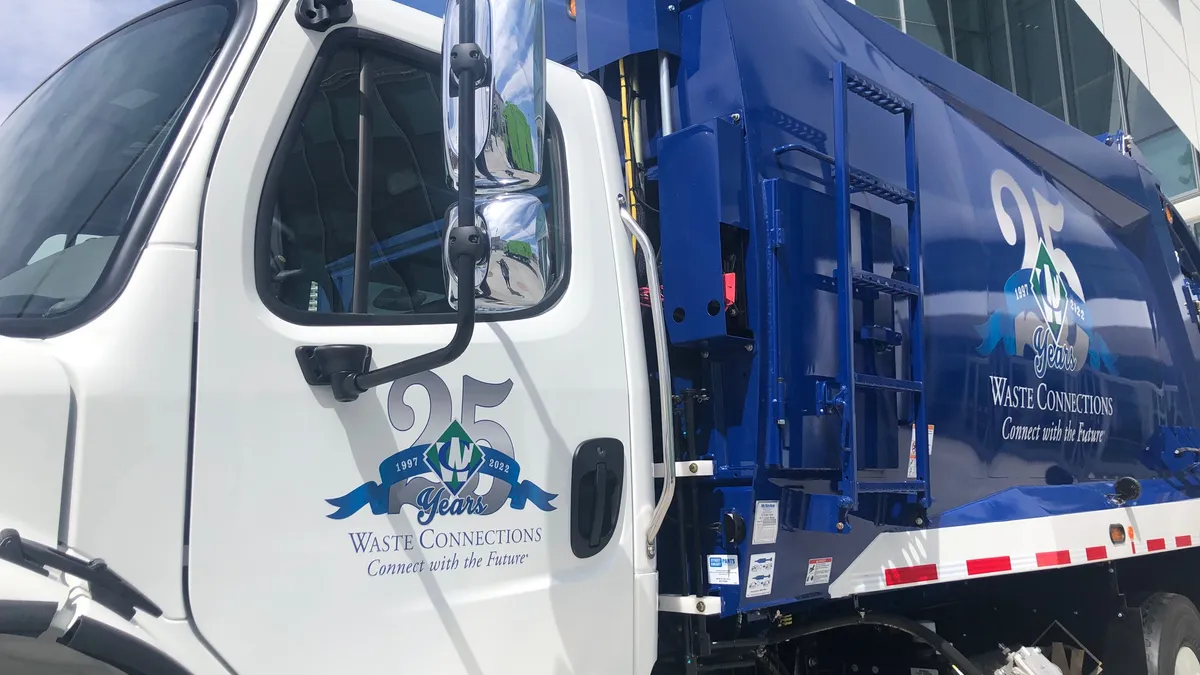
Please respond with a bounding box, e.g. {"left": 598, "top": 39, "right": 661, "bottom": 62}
{"left": 751, "top": 500, "right": 779, "bottom": 545}
{"left": 706, "top": 555, "right": 740, "bottom": 586}
{"left": 745, "top": 552, "right": 776, "bottom": 598}
{"left": 907, "top": 424, "right": 936, "bottom": 479}
{"left": 804, "top": 557, "right": 833, "bottom": 586}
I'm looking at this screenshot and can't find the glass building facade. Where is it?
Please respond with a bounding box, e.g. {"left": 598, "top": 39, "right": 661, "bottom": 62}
{"left": 855, "top": 0, "right": 1200, "bottom": 201}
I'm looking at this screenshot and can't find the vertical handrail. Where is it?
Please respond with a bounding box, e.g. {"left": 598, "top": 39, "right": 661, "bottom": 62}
{"left": 833, "top": 62, "right": 859, "bottom": 512}
{"left": 620, "top": 204, "right": 676, "bottom": 559}
{"left": 905, "top": 102, "right": 930, "bottom": 507}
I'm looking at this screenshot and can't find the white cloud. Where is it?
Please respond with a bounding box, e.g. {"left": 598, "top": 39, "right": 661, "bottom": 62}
{"left": 0, "top": 0, "right": 161, "bottom": 120}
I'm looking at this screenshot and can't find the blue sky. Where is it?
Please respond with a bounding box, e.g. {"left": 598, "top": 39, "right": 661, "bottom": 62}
{"left": 0, "top": 0, "right": 446, "bottom": 121}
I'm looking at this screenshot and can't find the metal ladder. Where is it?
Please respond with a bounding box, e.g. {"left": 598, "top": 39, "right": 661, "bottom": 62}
{"left": 826, "top": 61, "right": 930, "bottom": 520}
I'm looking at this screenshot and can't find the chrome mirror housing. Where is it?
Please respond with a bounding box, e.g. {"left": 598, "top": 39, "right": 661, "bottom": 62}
{"left": 443, "top": 193, "right": 551, "bottom": 312}
{"left": 442, "top": 0, "right": 545, "bottom": 193}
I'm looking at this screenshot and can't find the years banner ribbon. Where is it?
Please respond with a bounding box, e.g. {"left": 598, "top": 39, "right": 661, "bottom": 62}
{"left": 975, "top": 268, "right": 1118, "bottom": 376}
{"left": 325, "top": 444, "right": 558, "bottom": 520}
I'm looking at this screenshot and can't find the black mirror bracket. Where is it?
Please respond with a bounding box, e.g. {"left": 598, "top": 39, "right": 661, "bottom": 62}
{"left": 295, "top": 239, "right": 485, "bottom": 404}
{"left": 447, "top": 42, "right": 489, "bottom": 97}
{"left": 295, "top": 2, "right": 489, "bottom": 404}
{"left": 295, "top": 0, "right": 353, "bottom": 32}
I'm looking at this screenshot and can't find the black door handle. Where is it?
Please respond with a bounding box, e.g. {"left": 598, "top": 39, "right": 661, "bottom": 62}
{"left": 589, "top": 463, "right": 608, "bottom": 549}
{"left": 571, "top": 439, "right": 624, "bottom": 558}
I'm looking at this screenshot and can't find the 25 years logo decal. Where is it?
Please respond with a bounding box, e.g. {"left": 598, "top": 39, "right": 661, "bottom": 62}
{"left": 976, "top": 169, "right": 1118, "bottom": 379}
{"left": 326, "top": 371, "right": 557, "bottom": 523}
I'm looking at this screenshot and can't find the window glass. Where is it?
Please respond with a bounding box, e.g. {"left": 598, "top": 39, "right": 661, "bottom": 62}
{"left": 953, "top": 0, "right": 1013, "bottom": 91}
{"left": 1059, "top": 1, "right": 1121, "bottom": 137}
{"left": 857, "top": 0, "right": 903, "bottom": 30}
{"left": 263, "top": 45, "right": 567, "bottom": 319}
{"left": 1121, "top": 61, "right": 1199, "bottom": 198}
{"left": 903, "top": 0, "right": 951, "bottom": 56}
{"left": 1139, "top": 128, "right": 1197, "bottom": 198}
{"left": 0, "top": 0, "right": 234, "bottom": 319}
{"left": 1008, "top": 0, "right": 1066, "bottom": 121}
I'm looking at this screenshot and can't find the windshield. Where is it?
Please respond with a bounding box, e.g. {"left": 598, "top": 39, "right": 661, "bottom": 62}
{"left": 0, "top": 0, "right": 234, "bottom": 320}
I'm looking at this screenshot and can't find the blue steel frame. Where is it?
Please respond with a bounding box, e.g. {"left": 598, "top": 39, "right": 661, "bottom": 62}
{"left": 399, "top": 0, "right": 1200, "bottom": 620}
{"left": 830, "top": 62, "right": 930, "bottom": 516}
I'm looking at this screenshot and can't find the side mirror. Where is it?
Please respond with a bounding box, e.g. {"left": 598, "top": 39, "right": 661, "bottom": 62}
{"left": 442, "top": 0, "right": 546, "bottom": 193}
{"left": 293, "top": 0, "right": 547, "bottom": 403}
{"left": 443, "top": 193, "right": 551, "bottom": 312}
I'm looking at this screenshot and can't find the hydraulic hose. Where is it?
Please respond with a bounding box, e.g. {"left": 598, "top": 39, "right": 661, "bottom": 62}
{"left": 710, "top": 611, "right": 985, "bottom": 675}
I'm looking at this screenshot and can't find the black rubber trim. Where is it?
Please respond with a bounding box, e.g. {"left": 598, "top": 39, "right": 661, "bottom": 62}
{"left": 253, "top": 27, "right": 573, "bottom": 327}
{"left": 0, "top": 600, "right": 56, "bottom": 638}
{"left": 0, "top": 0, "right": 258, "bottom": 339}
{"left": 58, "top": 615, "right": 192, "bottom": 675}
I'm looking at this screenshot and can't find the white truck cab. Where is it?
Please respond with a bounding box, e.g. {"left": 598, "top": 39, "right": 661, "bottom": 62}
{"left": 0, "top": 0, "right": 660, "bottom": 672}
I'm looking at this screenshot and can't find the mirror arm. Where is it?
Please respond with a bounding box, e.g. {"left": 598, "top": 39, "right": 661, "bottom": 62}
{"left": 327, "top": 242, "right": 482, "bottom": 402}
{"left": 299, "top": 3, "right": 491, "bottom": 404}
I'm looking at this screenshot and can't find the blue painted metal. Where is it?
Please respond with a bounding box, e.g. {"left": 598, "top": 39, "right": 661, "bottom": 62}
{"left": 776, "top": 61, "right": 930, "bottom": 532}
{"left": 400, "top": 0, "right": 1200, "bottom": 619}
{"left": 831, "top": 61, "right": 858, "bottom": 524}
{"left": 1144, "top": 426, "right": 1200, "bottom": 480}
{"left": 658, "top": 117, "right": 748, "bottom": 348}
{"left": 573, "top": 0, "right": 680, "bottom": 73}
{"left": 620, "top": 0, "right": 1200, "bottom": 619}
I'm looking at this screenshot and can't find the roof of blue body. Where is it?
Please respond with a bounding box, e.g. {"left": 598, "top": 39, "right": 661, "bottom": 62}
{"left": 819, "top": 0, "right": 1154, "bottom": 221}
{"left": 394, "top": 0, "right": 1157, "bottom": 222}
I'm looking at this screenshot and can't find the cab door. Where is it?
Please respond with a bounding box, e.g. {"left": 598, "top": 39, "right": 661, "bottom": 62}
{"left": 187, "top": 2, "right": 651, "bottom": 672}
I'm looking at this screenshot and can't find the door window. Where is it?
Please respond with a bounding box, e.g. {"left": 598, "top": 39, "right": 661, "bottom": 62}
{"left": 258, "top": 38, "right": 568, "bottom": 323}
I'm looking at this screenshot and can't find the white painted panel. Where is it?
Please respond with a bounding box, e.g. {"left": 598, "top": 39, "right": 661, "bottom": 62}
{"left": 0, "top": 338, "right": 70, "bottom": 544}
{"left": 1181, "top": 0, "right": 1200, "bottom": 78}
{"left": 1138, "top": 0, "right": 1186, "bottom": 61}
{"left": 1102, "top": 0, "right": 1152, "bottom": 88}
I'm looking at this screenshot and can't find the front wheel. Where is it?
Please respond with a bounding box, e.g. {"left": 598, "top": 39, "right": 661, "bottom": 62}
{"left": 1145, "top": 593, "right": 1200, "bottom": 675}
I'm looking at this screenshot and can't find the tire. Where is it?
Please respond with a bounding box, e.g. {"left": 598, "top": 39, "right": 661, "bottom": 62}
{"left": 1144, "top": 592, "right": 1200, "bottom": 675}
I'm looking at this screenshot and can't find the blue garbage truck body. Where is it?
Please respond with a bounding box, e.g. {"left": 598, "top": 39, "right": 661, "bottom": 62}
{"left": 534, "top": 0, "right": 1200, "bottom": 670}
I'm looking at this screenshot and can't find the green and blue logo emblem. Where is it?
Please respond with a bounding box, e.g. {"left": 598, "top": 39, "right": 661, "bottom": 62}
{"left": 325, "top": 375, "right": 557, "bottom": 523}
{"left": 976, "top": 173, "right": 1118, "bottom": 379}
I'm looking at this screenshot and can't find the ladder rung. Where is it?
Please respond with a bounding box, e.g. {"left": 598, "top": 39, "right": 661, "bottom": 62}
{"left": 770, "top": 145, "right": 915, "bottom": 205}
{"left": 855, "top": 374, "right": 922, "bottom": 393}
{"left": 856, "top": 480, "right": 927, "bottom": 494}
{"left": 844, "top": 68, "right": 912, "bottom": 115}
{"left": 850, "top": 269, "right": 920, "bottom": 296}
{"left": 849, "top": 168, "right": 914, "bottom": 204}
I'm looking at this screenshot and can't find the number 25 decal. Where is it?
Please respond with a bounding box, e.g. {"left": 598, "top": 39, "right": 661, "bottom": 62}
{"left": 325, "top": 371, "right": 558, "bottom": 522}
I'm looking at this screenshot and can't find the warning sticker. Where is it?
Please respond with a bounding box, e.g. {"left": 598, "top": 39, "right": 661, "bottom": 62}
{"left": 804, "top": 557, "right": 833, "bottom": 586}
{"left": 751, "top": 500, "right": 779, "bottom": 545}
{"left": 745, "top": 552, "right": 776, "bottom": 598}
{"left": 907, "top": 424, "right": 936, "bottom": 479}
{"left": 706, "top": 555, "right": 740, "bottom": 586}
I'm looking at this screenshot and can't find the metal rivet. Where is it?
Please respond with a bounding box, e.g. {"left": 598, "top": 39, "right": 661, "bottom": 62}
{"left": 696, "top": 601, "right": 706, "bottom": 612}
{"left": 689, "top": 462, "right": 699, "bottom": 474}
{"left": 836, "top": 522, "right": 845, "bottom": 531}
{"left": 701, "top": 351, "right": 710, "bottom": 359}
{"left": 744, "top": 344, "right": 754, "bottom": 352}
{"left": 731, "top": 112, "right": 741, "bottom": 124}
{"left": 668, "top": 4, "right": 677, "bottom": 10}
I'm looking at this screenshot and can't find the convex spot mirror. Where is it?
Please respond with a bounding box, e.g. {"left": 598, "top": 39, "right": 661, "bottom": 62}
{"left": 441, "top": 0, "right": 546, "bottom": 193}
{"left": 443, "top": 193, "right": 551, "bottom": 312}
